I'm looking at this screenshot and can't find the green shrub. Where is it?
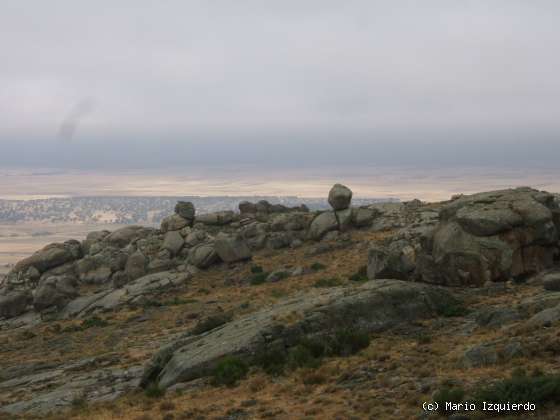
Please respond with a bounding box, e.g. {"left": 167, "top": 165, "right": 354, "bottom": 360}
{"left": 310, "top": 262, "right": 327, "bottom": 271}
{"left": 298, "top": 337, "right": 326, "bottom": 359}
{"left": 349, "top": 265, "right": 368, "bottom": 282}
{"left": 251, "top": 265, "right": 264, "bottom": 274}
{"left": 255, "top": 332, "right": 368, "bottom": 377}
{"left": 249, "top": 272, "right": 268, "bottom": 285}
{"left": 313, "top": 277, "right": 343, "bottom": 288}
{"left": 256, "top": 348, "right": 287, "bottom": 376}
{"left": 473, "top": 369, "right": 560, "bottom": 406}
{"left": 434, "top": 384, "right": 465, "bottom": 416}
{"left": 328, "top": 329, "right": 370, "bottom": 356}
{"left": 144, "top": 382, "right": 166, "bottom": 398}
{"left": 70, "top": 395, "right": 87, "bottom": 409}
{"left": 287, "top": 345, "right": 321, "bottom": 370}
{"left": 212, "top": 356, "right": 249, "bottom": 387}
{"left": 416, "top": 332, "right": 432, "bottom": 345}
{"left": 435, "top": 298, "right": 469, "bottom": 317}
{"left": 192, "top": 313, "right": 232, "bottom": 335}
{"left": 80, "top": 316, "right": 109, "bottom": 329}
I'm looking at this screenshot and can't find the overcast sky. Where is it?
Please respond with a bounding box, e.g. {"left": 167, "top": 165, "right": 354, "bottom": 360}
{"left": 1, "top": 1, "right": 559, "bottom": 169}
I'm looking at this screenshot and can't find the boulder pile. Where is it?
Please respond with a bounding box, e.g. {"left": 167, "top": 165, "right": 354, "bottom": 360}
{"left": 368, "top": 187, "right": 560, "bottom": 286}
{"left": 0, "top": 184, "right": 381, "bottom": 320}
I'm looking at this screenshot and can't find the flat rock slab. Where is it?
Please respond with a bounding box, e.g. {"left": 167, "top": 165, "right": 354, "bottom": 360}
{"left": 145, "top": 280, "right": 455, "bottom": 389}
{"left": 62, "top": 271, "right": 189, "bottom": 318}
{"left": 0, "top": 357, "right": 143, "bottom": 415}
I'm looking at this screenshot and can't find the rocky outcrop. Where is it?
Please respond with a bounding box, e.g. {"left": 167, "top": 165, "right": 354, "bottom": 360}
{"left": 13, "top": 241, "right": 82, "bottom": 275}
{"left": 368, "top": 187, "right": 560, "bottom": 287}
{"left": 418, "top": 188, "right": 559, "bottom": 286}
{"left": 141, "top": 280, "right": 455, "bottom": 389}
{"left": 62, "top": 271, "right": 190, "bottom": 318}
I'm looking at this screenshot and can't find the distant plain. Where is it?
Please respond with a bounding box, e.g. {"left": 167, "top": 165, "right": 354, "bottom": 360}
{"left": 1, "top": 165, "right": 559, "bottom": 271}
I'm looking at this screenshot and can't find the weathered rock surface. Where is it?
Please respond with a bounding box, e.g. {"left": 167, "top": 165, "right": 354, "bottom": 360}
{"left": 420, "top": 188, "right": 559, "bottom": 286}
{"left": 104, "top": 226, "right": 151, "bottom": 248}
{"left": 33, "top": 276, "right": 79, "bottom": 311}
{"left": 62, "top": 271, "right": 189, "bottom": 318}
{"left": 125, "top": 250, "right": 147, "bottom": 281}
{"left": 214, "top": 236, "right": 252, "bottom": 263}
{"left": 161, "top": 214, "right": 189, "bottom": 232}
{"left": 308, "top": 211, "right": 339, "bottom": 240}
{"left": 196, "top": 211, "right": 235, "bottom": 226}
{"left": 142, "top": 280, "right": 454, "bottom": 389}
{"left": 0, "top": 291, "right": 32, "bottom": 318}
{"left": 188, "top": 244, "right": 219, "bottom": 269}
{"left": 367, "top": 240, "right": 416, "bottom": 280}
{"left": 13, "top": 241, "right": 82, "bottom": 274}
{"left": 161, "top": 231, "right": 184, "bottom": 256}
{"left": 0, "top": 357, "right": 142, "bottom": 415}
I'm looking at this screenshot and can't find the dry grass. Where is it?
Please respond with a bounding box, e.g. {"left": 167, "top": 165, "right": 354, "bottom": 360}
{"left": 4, "top": 229, "right": 560, "bottom": 419}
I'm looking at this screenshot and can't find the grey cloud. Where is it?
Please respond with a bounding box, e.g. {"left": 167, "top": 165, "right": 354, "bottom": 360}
{"left": 0, "top": 1, "right": 559, "bottom": 168}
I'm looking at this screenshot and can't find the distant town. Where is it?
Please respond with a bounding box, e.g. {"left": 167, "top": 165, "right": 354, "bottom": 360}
{"left": 0, "top": 196, "right": 396, "bottom": 225}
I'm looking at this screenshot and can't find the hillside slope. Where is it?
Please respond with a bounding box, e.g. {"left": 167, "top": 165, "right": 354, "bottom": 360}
{"left": 0, "top": 185, "right": 559, "bottom": 419}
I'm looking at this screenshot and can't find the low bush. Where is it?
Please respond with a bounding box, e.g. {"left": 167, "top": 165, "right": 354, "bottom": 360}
{"left": 144, "top": 382, "right": 166, "bottom": 398}
{"left": 435, "top": 298, "right": 469, "bottom": 318}
{"left": 212, "top": 356, "right": 249, "bottom": 387}
{"left": 328, "top": 329, "right": 370, "bottom": 356}
{"left": 310, "top": 262, "right": 327, "bottom": 271}
{"left": 287, "top": 345, "right": 321, "bottom": 370}
{"left": 313, "top": 277, "right": 343, "bottom": 288}
{"left": 250, "top": 265, "right": 264, "bottom": 274}
{"left": 256, "top": 348, "right": 287, "bottom": 376}
{"left": 249, "top": 272, "right": 268, "bottom": 285}
{"left": 80, "top": 316, "right": 109, "bottom": 329}
{"left": 349, "top": 265, "right": 368, "bottom": 282}
{"left": 473, "top": 368, "right": 560, "bottom": 407}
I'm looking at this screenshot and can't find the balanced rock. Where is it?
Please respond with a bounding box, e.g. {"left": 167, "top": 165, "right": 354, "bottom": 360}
{"left": 328, "top": 184, "right": 353, "bottom": 211}
{"left": 175, "top": 201, "right": 195, "bottom": 220}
